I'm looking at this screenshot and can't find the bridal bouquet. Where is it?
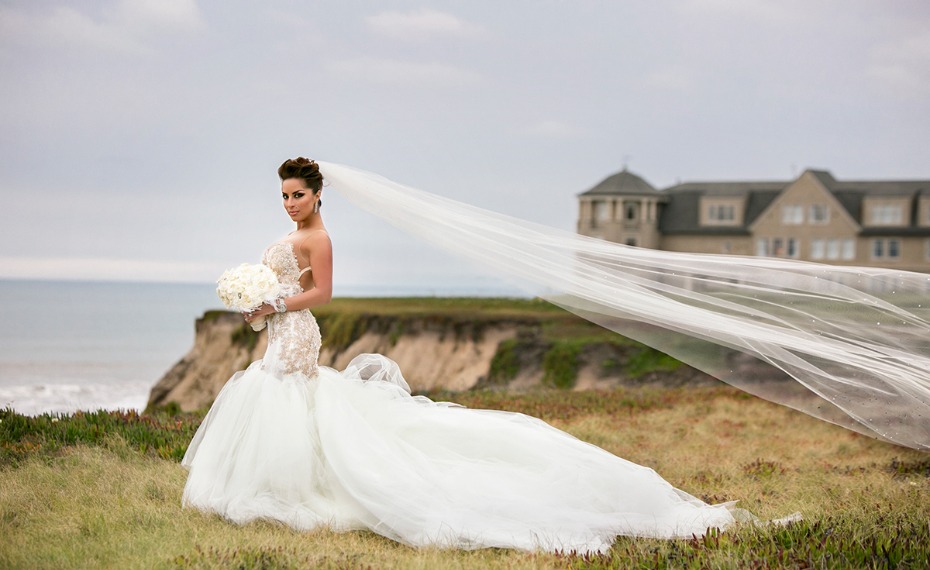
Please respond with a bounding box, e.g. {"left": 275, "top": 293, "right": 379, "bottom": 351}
{"left": 216, "top": 263, "right": 282, "bottom": 331}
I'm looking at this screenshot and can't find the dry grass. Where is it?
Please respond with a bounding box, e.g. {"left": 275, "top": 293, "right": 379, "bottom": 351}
{"left": 2, "top": 386, "right": 928, "bottom": 569}
{"left": 0, "top": 443, "right": 571, "bottom": 569}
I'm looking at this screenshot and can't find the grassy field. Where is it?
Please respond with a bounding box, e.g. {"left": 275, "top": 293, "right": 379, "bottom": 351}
{"left": 312, "top": 297, "right": 568, "bottom": 318}
{"left": 309, "top": 296, "right": 627, "bottom": 345}
{"left": 2, "top": 385, "right": 928, "bottom": 569}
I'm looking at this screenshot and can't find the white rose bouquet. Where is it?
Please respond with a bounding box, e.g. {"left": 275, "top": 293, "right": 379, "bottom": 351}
{"left": 216, "top": 263, "right": 282, "bottom": 331}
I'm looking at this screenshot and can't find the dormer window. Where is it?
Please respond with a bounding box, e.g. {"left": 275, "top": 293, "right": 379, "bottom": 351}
{"left": 700, "top": 197, "right": 742, "bottom": 226}
{"left": 870, "top": 204, "right": 903, "bottom": 225}
{"left": 707, "top": 204, "right": 734, "bottom": 221}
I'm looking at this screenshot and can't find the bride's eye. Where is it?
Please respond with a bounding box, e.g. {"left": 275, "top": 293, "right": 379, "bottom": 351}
{"left": 294, "top": 192, "right": 304, "bottom": 198}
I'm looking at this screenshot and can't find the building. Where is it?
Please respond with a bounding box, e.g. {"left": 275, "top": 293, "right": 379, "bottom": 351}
{"left": 577, "top": 168, "right": 930, "bottom": 272}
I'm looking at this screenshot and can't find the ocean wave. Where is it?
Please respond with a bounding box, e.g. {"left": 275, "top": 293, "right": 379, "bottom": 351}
{"left": 0, "top": 380, "right": 152, "bottom": 416}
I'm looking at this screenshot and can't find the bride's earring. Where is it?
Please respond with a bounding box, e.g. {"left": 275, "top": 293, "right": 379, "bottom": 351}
{"left": 313, "top": 200, "right": 319, "bottom": 214}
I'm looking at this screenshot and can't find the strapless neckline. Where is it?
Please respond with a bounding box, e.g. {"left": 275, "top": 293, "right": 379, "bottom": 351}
{"left": 268, "top": 241, "right": 310, "bottom": 280}
{"left": 269, "top": 240, "right": 299, "bottom": 266}
{"left": 260, "top": 242, "right": 306, "bottom": 297}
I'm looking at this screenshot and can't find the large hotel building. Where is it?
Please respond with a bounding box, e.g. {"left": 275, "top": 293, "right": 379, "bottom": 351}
{"left": 577, "top": 168, "right": 930, "bottom": 273}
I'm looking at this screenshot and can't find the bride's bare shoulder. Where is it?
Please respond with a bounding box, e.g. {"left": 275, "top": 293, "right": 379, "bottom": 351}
{"left": 297, "top": 229, "right": 332, "bottom": 257}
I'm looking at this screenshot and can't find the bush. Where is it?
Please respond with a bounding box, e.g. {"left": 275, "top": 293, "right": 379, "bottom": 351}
{"left": 542, "top": 341, "right": 581, "bottom": 389}
{"left": 0, "top": 407, "right": 203, "bottom": 467}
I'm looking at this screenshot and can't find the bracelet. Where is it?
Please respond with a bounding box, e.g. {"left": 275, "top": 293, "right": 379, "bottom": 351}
{"left": 273, "top": 298, "right": 287, "bottom": 313}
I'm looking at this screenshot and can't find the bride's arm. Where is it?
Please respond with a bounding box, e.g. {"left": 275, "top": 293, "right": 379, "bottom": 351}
{"left": 244, "top": 233, "right": 332, "bottom": 322}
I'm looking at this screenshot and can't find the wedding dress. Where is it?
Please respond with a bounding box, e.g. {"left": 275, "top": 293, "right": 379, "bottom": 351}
{"left": 181, "top": 240, "right": 749, "bottom": 554}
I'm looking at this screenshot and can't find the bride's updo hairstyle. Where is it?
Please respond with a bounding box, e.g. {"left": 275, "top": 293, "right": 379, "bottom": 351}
{"left": 278, "top": 157, "right": 324, "bottom": 209}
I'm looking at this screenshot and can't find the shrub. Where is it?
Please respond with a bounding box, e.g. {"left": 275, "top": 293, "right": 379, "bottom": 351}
{"left": 542, "top": 341, "right": 581, "bottom": 389}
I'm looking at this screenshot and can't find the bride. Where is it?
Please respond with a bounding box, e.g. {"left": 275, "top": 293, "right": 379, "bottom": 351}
{"left": 180, "top": 157, "right": 753, "bottom": 554}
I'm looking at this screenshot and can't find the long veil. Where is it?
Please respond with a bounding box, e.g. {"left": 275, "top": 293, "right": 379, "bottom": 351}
{"left": 318, "top": 161, "right": 930, "bottom": 451}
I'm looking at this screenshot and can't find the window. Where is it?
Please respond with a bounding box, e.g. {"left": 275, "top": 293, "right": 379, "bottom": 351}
{"left": 756, "top": 238, "right": 769, "bottom": 257}
{"left": 870, "top": 204, "right": 903, "bottom": 225}
{"left": 773, "top": 238, "right": 784, "bottom": 256}
{"left": 707, "top": 204, "right": 735, "bottom": 222}
{"left": 812, "top": 239, "right": 853, "bottom": 262}
{"left": 872, "top": 238, "right": 901, "bottom": 260}
{"left": 811, "top": 239, "right": 825, "bottom": 260}
{"left": 624, "top": 202, "right": 639, "bottom": 221}
{"left": 703, "top": 200, "right": 740, "bottom": 226}
{"left": 888, "top": 239, "right": 900, "bottom": 258}
{"left": 842, "top": 239, "right": 855, "bottom": 260}
{"left": 782, "top": 205, "right": 804, "bottom": 224}
{"left": 764, "top": 237, "right": 799, "bottom": 258}
{"left": 592, "top": 201, "right": 609, "bottom": 227}
{"left": 826, "top": 239, "right": 840, "bottom": 260}
{"left": 809, "top": 204, "right": 829, "bottom": 224}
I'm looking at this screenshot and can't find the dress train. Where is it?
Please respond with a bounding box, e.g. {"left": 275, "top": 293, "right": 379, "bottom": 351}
{"left": 181, "top": 240, "right": 751, "bottom": 554}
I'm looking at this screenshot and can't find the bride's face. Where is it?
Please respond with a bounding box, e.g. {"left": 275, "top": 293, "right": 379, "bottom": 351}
{"left": 281, "top": 178, "right": 318, "bottom": 222}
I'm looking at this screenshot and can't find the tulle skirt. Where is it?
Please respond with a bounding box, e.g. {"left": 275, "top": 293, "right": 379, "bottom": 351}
{"left": 181, "top": 355, "right": 746, "bottom": 554}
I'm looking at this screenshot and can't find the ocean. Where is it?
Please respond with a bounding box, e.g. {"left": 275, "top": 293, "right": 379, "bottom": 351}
{"left": 0, "top": 279, "right": 220, "bottom": 415}
{"left": 0, "top": 279, "right": 526, "bottom": 415}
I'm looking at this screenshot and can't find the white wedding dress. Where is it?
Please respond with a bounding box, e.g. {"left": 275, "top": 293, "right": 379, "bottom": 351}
{"left": 181, "top": 241, "right": 749, "bottom": 554}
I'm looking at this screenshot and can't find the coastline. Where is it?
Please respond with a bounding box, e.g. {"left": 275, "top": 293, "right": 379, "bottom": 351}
{"left": 0, "top": 280, "right": 518, "bottom": 416}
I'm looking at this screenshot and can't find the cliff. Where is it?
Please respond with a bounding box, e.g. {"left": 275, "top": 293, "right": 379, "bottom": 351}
{"left": 147, "top": 298, "right": 715, "bottom": 411}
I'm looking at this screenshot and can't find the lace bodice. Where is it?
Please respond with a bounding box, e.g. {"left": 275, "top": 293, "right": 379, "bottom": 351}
{"left": 260, "top": 242, "right": 322, "bottom": 378}
{"left": 262, "top": 241, "right": 306, "bottom": 297}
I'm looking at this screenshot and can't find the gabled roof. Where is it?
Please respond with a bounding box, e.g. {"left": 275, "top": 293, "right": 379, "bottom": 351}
{"left": 579, "top": 169, "right": 659, "bottom": 196}
{"left": 831, "top": 191, "right": 863, "bottom": 222}
{"left": 807, "top": 170, "right": 837, "bottom": 190}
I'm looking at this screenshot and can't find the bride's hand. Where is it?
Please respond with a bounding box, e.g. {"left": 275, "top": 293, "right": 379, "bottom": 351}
{"left": 243, "top": 304, "right": 272, "bottom": 323}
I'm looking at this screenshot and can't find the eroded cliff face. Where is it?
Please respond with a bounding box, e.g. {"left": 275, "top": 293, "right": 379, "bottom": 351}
{"left": 148, "top": 311, "right": 525, "bottom": 411}
{"left": 148, "top": 309, "right": 713, "bottom": 412}
{"left": 322, "top": 326, "right": 518, "bottom": 392}
{"left": 147, "top": 312, "right": 268, "bottom": 412}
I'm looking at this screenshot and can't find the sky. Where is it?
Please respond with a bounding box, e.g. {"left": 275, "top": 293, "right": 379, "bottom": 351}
{"left": 1, "top": 0, "right": 928, "bottom": 292}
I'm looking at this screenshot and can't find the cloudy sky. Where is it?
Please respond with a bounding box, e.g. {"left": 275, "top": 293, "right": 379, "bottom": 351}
{"left": 1, "top": 0, "right": 928, "bottom": 292}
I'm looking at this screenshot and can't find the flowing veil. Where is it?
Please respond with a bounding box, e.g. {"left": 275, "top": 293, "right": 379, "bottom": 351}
{"left": 318, "top": 161, "right": 930, "bottom": 452}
